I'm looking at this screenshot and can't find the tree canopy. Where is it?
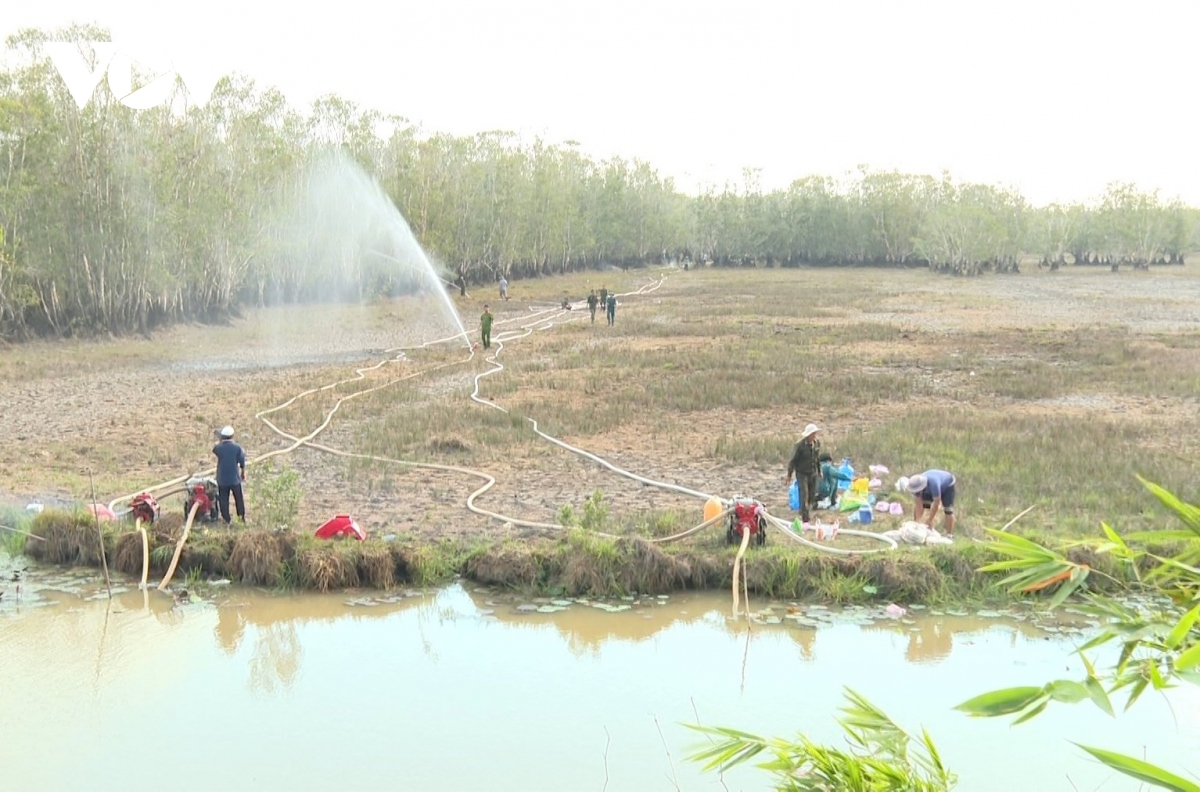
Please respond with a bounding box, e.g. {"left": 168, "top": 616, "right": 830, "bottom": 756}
{"left": 1, "top": 28, "right": 1197, "bottom": 338}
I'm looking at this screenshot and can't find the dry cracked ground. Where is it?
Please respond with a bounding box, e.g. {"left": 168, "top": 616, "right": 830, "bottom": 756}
{"left": 3, "top": 265, "right": 1198, "bottom": 542}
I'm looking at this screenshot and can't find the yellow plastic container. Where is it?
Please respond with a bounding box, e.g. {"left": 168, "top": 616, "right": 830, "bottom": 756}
{"left": 704, "top": 497, "right": 724, "bottom": 523}
{"left": 850, "top": 477, "right": 870, "bottom": 496}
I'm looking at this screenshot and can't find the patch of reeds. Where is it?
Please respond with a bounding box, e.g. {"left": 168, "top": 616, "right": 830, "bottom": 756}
{"left": 398, "top": 540, "right": 468, "bottom": 586}
{"left": 182, "top": 532, "right": 239, "bottom": 577}
{"left": 112, "top": 531, "right": 149, "bottom": 576}
{"left": 228, "top": 530, "right": 292, "bottom": 586}
{"left": 292, "top": 538, "right": 367, "bottom": 592}
{"left": 25, "top": 509, "right": 115, "bottom": 566}
{"left": 357, "top": 543, "right": 395, "bottom": 589}
{"left": 464, "top": 542, "right": 546, "bottom": 589}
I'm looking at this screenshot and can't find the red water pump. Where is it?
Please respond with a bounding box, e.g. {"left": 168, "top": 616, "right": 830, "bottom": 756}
{"left": 184, "top": 477, "right": 220, "bottom": 522}
{"left": 726, "top": 496, "right": 767, "bottom": 547}
{"left": 315, "top": 514, "right": 366, "bottom": 541}
{"left": 129, "top": 492, "right": 160, "bottom": 524}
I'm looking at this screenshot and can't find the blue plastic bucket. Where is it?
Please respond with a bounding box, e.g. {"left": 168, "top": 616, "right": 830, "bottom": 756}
{"left": 858, "top": 505, "right": 873, "bottom": 525}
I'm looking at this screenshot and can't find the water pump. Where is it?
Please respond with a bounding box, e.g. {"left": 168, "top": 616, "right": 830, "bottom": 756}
{"left": 184, "top": 476, "right": 220, "bottom": 522}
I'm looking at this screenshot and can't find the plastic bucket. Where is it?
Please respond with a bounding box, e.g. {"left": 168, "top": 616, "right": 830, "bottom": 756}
{"left": 858, "top": 505, "right": 873, "bottom": 525}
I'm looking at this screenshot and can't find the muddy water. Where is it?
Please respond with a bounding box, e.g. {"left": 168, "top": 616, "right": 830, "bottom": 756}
{"left": 1, "top": 570, "right": 1197, "bottom": 792}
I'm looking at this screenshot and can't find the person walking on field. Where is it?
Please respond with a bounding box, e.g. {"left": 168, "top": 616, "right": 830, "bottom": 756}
{"left": 785, "top": 424, "right": 822, "bottom": 523}
{"left": 599, "top": 285, "right": 608, "bottom": 308}
{"left": 587, "top": 290, "right": 598, "bottom": 323}
{"left": 605, "top": 292, "right": 617, "bottom": 326}
{"left": 480, "top": 304, "right": 494, "bottom": 350}
{"left": 212, "top": 426, "right": 246, "bottom": 524}
{"left": 499, "top": 276, "right": 508, "bottom": 301}
{"left": 900, "top": 469, "right": 958, "bottom": 537}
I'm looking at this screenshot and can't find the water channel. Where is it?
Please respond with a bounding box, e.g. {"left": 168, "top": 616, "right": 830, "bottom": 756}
{"left": 1, "top": 565, "right": 1196, "bottom": 791}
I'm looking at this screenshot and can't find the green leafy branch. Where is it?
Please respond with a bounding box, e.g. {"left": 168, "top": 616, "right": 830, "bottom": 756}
{"left": 687, "top": 688, "right": 957, "bottom": 791}
{"left": 961, "top": 478, "right": 1200, "bottom": 790}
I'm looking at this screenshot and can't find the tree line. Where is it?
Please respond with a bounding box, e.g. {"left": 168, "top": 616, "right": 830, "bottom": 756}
{"left": 1, "top": 27, "right": 1197, "bottom": 339}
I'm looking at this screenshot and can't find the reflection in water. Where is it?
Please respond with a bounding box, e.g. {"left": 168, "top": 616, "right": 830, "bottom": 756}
{"left": 861, "top": 612, "right": 1076, "bottom": 664}
{"left": 2, "top": 577, "right": 1196, "bottom": 792}
{"left": 248, "top": 621, "right": 301, "bottom": 694}
{"left": 212, "top": 592, "right": 436, "bottom": 692}
{"left": 215, "top": 603, "right": 247, "bottom": 652}
{"left": 466, "top": 589, "right": 716, "bottom": 657}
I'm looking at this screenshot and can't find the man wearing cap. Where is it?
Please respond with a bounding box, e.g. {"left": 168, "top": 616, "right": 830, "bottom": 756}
{"left": 785, "top": 424, "right": 822, "bottom": 523}
{"left": 904, "top": 469, "right": 957, "bottom": 536}
{"left": 212, "top": 426, "right": 247, "bottom": 525}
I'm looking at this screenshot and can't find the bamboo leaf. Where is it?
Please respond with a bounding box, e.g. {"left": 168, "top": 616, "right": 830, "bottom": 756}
{"left": 1174, "top": 642, "right": 1200, "bottom": 672}
{"left": 1123, "top": 530, "right": 1198, "bottom": 544}
{"left": 1084, "top": 676, "right": 1115, "bottom": 717}
{"left": 1124, "top": 675, "right": 1150, "bottom": 711}
{"left": 1011, "top": 699, "right": 1049, "bottom": 725}
{"left": 1046, "top": 570, "right": 1088, "bottom": 609}
{"left": 1046, "top": 680, "right": 1090, "bottom": 704}
{"left": 1165, "top": 603, "right": 1200, "bottom": 650}
{"left": 955, "top": 687, "right": 1044, "bottom": 717}
{"left": 1076, "top": 744, "right": 1200, "bottom": 792}
{"left": 1139, "top": 477, "right": 1200, "bottom": 537}
{"left": 1077, "top": 631, "right": 1118, "bottom": 653}
{"left": 1148, "top": 661, "right": 1172, "bottom": 691}
{"left": 1100, "top": 521, "right": 1128, "bottom": 551}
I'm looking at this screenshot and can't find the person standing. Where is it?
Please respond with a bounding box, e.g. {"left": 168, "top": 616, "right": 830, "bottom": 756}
{"left": 480, "top": 304, "right": 494, "bottom": 350}
{"left": 599, "top": 285, "right": 608, "bottom": 307}
{"left": 212, "top": 426, "right": 246, "bottom": 524}
{"left": 901, "top": 469, "right": 958, "bottom": 536}
{"left": 587, "top": 289, "right": 598, "bottom": 323}
{"left": 499, "top": 276, "right": 508, "bottom": 301}
{"left": 784, "top": 424, "right": 821, "bottom": 523}
{"left": 605, "top": 292, "right": 617, "bottom": 326}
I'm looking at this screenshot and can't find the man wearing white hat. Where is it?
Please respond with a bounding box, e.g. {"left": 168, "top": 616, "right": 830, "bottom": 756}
{"left": 902, "top": 469, "right": 956, "bottom": 537}
{"left": 212, "top": 425, "right": 247, "bottom": 524}
{"left": 785, "top": 423, "right": 822, "bottom": 523}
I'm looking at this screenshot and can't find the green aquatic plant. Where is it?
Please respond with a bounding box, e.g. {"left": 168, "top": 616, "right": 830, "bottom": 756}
{"left": 688, "top": 688, "right": 956, "bottom": 791}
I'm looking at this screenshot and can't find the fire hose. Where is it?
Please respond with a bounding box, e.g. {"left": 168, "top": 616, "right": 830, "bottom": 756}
{"left": 105, "top": 274, "right": 897, "bottom": 559}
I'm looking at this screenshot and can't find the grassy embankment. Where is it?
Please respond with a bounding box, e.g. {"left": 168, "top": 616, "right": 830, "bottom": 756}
{"left": 10, "top": 266, "right": 1199, "bottom": 603}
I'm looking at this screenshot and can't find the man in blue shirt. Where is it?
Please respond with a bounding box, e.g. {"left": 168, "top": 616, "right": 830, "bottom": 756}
{"left": 905, "top": 469, "right": 956, "bottom": 536}
{"left": 212, "top": 426, "right": 247, "bottom": 524}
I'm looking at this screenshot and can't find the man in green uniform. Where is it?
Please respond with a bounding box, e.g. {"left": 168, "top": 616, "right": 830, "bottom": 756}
{"left": 587, "top": 290, "right": 598, "bottom": 323}
{"left": 480, "top": 304, "right": 494, "bottom": 350}
{"left": 599, "top": 286, "right": 608, "bottom": 308}
{"left": 784, "top": 423, "right": 821, "bottom": 522}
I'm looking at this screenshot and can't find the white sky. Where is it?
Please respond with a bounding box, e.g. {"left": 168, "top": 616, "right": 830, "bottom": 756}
{"left": 3, "top": 0, "right": 1198, "bottom": 205}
